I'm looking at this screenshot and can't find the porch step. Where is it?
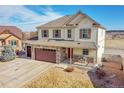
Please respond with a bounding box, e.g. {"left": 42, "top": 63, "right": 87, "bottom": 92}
{"left": 55, "top": 63, "right": 94, "bottom": 70}
{"left": 55, "top": 64, "right": 68, "bottom": 69}
{"left": 73, "top": 64, "right": 93, "bottom": 70}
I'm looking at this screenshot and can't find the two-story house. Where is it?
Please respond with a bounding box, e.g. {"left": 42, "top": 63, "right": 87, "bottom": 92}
{"left": 25, "top": 11, "right": 106, "bottom": 66}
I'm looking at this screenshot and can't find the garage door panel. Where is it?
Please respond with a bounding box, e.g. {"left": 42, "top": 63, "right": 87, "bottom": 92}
{"left": 35, "top": 48, "right": 56, "bottom": 63}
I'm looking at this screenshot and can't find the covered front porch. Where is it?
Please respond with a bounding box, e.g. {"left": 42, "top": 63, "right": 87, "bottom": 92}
{"left": 58, "top": 47, "right": 96, "bottom": 66}
{"left": 24, "top": 39, "right": 97, "bottom": 65}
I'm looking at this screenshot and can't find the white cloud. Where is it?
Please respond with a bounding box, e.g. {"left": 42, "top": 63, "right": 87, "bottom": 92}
{"left": 0, "top": 6, "right": 63, "bottom": 31}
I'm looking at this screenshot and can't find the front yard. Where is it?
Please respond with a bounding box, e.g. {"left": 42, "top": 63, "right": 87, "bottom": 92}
{"left": 24, "top": 67, "right": 94, "bottom": 88}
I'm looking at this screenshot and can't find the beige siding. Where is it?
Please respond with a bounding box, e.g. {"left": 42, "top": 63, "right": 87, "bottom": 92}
{"left": 73, "top": 48, "right": 82, "bottom": 55}
{"left": 89, "top": 49, "right": 96, "bottom": 58}
{"left": 73, "top": 48, "right": 96, "bottom": 58}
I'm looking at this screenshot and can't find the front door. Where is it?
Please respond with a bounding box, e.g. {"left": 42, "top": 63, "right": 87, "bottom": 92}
{"left": 27, "top": 46, "right": 31, "bottom": 57}
{"left": 67, "top": 48, "right": 73, "bottom": 58}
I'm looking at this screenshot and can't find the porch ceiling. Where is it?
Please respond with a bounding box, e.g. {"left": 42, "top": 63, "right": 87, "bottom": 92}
{"left": 24, "top": 40, "right": 96, "bottom": 49}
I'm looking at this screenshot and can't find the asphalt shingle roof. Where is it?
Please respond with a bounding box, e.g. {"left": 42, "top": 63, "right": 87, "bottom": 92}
{"left": 37, "top": 11, "right": 104, "bottom": 29}
{"left": 0, "top": 26, "right": 22, "bottom": 39}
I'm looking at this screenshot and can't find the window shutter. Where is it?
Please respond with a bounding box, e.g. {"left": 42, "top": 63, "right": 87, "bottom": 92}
{"left": 88, "top": 29, "right": 91, "bottom": 39}
{"left": 80, "top": 30, "right": 82, "bottom": 39}
{"left": 53, "top": 30, "right": 55, "bottom": 37}
{"left": 42, "top": 31, "right": 43, "bottom": 37}
{"left": 47, "top": 30, "right": 49, "bottom": 37}
{"left": 59, "top": 30, "right": 61, "bottom": 38}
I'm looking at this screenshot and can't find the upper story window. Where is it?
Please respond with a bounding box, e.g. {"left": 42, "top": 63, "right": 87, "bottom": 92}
{"left": 83, "top": 49, "right": 89, "bottom": 55}
{"left": 53, "top": 30, "right": 61, "bottom": 38}
{"left": 80, "top": 29, "right": 91, "bottom": 39}
{"left": 42, "top": 30, "right": 48, "bottom": 37}
{"left": 67, "top": 30, "right": 72, "bottom": 38}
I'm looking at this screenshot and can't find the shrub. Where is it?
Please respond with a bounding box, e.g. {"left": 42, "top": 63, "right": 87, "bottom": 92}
{"left": 102, "top": 57, "right": 107, "bottom": 62}
{"left": 0, "top": 46, "right": 16, "bottom": 62}
{"left": 64, "top": 66, "right": 74, "bottom": 72}
{"left": 16, "top": 50, "right": 25, "bottom": 57}
{"left": 95, "top": 68, "right": 106, "bottom": 79}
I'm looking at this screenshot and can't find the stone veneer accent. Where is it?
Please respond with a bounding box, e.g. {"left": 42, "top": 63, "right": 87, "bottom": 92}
{"left": 56, "top": 48, "right": 61, "bottom": 64}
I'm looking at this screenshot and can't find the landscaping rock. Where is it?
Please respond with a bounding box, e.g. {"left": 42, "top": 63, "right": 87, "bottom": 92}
{"left": 64, "top": 66, "right": 74, "bottom": 72}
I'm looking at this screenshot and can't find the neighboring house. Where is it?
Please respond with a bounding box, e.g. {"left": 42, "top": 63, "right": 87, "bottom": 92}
{"left": 106, "top": 30, "right": 124, "bottom": 39}
{"left": 25, "top": 11, "right": 106, "bottom": 66}
{"left": 23, "top": 31, "right": 38, "bottom": 40}
{"left": 0, "top": 26, "right": 22, "bottom": 51}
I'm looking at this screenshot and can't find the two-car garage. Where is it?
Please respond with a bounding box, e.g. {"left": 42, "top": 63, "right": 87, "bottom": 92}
{"left": 35, "top": 48, "right": 56, "bottom": 63}
{"left": 27, "top": 46, "right": 56, "bottom": 63}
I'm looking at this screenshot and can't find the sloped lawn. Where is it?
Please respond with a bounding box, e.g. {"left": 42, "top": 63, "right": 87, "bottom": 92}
{"left": 24, "top": 67, "right": 93, "bottom": 88}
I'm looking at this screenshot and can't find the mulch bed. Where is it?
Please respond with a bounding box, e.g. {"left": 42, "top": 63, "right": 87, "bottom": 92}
{"left": 88, "top": 62, "right": 124, "bottom": 88}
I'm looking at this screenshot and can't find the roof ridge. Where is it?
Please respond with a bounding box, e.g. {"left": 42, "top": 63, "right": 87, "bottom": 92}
{"left": 64, "top": 12, "right": 87, "bottom": 26}
{"left": 63, "top": 14, "right": 78, "bottom": 25}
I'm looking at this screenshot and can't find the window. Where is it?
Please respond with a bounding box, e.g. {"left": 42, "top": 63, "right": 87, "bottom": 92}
{"left": 11, "top": 40, "right": 17, "bottom": 46}
{"left": 53, "top": 30, "right": 61, "bottom": 38}
{"left": 42, "top": 30, "right": 48, "bottom": 37}
{"left": 67, "top": 30, "right": 72, "bottom": 38}
{"left": 80, "top": 29, "right": 91, "bottom": 39}
{"left": 83, "top": 49, "right": 89, "bottom": 55}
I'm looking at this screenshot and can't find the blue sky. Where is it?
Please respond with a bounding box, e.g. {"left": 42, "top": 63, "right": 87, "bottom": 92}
{"left": 0, "top": 5, "right": 124, "bottom": 31}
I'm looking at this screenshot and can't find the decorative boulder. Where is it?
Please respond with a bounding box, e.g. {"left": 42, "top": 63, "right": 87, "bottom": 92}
{"left": 64, "top": 66, "right": 74, "bottom": 72}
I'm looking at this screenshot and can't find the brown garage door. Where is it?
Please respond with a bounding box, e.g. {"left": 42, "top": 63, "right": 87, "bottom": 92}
{"left": 35, "top": 48, "right": 56, "bottom": 63}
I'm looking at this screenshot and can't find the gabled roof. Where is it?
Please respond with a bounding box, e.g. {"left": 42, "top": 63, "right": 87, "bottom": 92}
{"left": 37, "top": 11, "right": 105, "bottom": 29}
{"left": 0, "top": 26, "right": 22, "bottom": 39}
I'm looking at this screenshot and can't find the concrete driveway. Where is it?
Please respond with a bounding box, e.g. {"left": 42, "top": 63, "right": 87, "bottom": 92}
{"left": 0, "top": 58, "right": 54, "bottom": 88}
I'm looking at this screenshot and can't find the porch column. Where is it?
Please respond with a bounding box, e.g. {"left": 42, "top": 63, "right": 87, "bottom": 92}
{"left": 31, "top": 46, "right": 35, "bottom": 60}
{"left": 56, "top": 48, "right": 61, "bottom": 64}
{"left": 70, "top": 48, "right": 72, "bottom": 64}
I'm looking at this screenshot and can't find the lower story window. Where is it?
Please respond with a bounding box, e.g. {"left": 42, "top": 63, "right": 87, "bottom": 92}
{"left": 83, "top": 49, "right": 89, "bottom": 55}
{"left": 11, "top": 40, "right": 17, "bottom": 46}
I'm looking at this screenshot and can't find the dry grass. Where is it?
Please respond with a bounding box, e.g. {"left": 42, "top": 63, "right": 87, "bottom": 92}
{"left": 24, "top": 67, "right": 93, "bottom": 88}
{"left": 105, "top": 39, "right": 124, "bottom": 49}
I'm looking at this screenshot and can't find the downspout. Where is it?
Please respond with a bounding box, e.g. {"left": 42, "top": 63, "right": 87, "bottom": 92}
{"left": 70, "top": 48, "right": 72, "bottom": 64}
{"left": 96, "top": 27, "right": 98, "bottom": 65}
